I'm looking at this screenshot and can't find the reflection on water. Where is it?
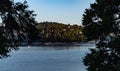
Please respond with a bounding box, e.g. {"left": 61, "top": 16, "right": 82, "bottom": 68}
{"left": 0, "top": 43, "right": 95, "bottom": 71}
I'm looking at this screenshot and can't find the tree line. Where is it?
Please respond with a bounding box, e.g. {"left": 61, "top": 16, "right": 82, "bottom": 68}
{"left": 35, "top": 22, "right": 84, "bottom": 42}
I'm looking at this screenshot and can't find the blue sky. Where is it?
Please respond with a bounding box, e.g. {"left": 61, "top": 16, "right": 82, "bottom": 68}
{"left": 15, "top": 0, "right": 95, "bottom": 25}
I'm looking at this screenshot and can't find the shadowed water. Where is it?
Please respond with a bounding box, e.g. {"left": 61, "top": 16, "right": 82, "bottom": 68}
{"left": 0, "top": 44, "right": 95, "bottom": 71}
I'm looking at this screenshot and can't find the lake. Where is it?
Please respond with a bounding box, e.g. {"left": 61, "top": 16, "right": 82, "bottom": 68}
{"left": 0, "top": 44, "right": 95, "bottom": 71}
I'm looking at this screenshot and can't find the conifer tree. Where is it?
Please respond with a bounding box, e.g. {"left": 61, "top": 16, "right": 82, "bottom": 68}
{"left": 0, "top": 0, "right": 37, "bottom": 58}
{"left": 82, "top": 0, "right": 120, "bottom": 71}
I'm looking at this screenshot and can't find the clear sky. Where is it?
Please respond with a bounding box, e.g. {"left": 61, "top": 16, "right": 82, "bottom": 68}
{"left": 15, "top": 0, "right": 95, "bottom": 25}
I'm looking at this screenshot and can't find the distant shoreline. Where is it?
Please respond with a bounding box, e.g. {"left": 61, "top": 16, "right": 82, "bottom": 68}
{"left": 20, "top": 41, "right": 95, "bottom": 46}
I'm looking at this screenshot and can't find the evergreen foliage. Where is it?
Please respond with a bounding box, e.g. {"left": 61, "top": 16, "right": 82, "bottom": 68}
{"left": 82, "top": 0, "right": 120, "bottom": 71}
{"left": 0, "top": 0, "right": 37, "bottom": 58}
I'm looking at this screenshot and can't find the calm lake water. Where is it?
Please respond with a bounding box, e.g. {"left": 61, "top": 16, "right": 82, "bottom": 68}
{"left": 0, "top": 44, "right": 95, "bottom": 71}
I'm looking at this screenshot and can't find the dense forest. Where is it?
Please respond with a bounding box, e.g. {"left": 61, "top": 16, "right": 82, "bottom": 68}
{"left": 35, "top": 22, "right": 84, "bottom": 42}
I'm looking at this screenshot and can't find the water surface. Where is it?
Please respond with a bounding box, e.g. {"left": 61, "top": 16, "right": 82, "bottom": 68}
{"left": 0, "top": 44, "right": 95, "bottom": 71}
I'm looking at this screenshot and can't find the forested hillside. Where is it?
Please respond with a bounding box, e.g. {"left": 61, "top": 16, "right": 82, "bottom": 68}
{"left": 36, "top": 22, "right": 84, "bottom": 42}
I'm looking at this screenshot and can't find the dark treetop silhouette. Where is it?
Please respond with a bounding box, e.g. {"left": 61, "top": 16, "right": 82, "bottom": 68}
{"left": 82, "top": 0, "right": 120, "bottom": 71}
{"left": 0, "top": 0, "right": 37, "bottom": 58}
